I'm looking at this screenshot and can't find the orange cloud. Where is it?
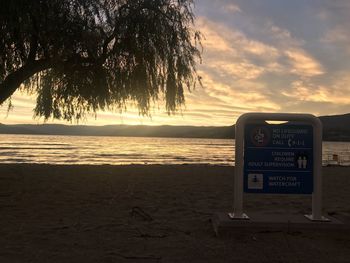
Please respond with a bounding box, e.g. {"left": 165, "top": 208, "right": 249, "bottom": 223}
{"left": 282, "top": 76, "right": 350, "bottom": 105}
{"left": 285, "top": 49, "right": 324, "bottom": 77}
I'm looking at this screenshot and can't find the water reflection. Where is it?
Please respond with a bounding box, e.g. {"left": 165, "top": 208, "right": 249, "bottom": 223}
{"left": 0, "top": 134, "right": 349, "bottom": 166}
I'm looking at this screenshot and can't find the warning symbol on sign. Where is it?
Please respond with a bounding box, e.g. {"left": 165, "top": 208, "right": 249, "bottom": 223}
{"left": 250, "top": 127, "right": 270, "bottom": 147}
{"left": 248, "top": 173, "right": 263, "bottom": 189}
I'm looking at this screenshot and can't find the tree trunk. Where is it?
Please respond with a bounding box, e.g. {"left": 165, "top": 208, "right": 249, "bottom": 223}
{"left": 0, "top": 60, "right": 52, "bottom": 105}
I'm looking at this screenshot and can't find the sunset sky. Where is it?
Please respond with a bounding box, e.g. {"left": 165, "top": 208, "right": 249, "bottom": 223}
{"left": 1, "top": 0, "right": 350, "bottom": 126}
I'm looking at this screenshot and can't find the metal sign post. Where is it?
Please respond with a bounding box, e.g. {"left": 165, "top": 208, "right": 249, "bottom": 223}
{"left": 229, "top": 112, "right": 329, "bottom": 221}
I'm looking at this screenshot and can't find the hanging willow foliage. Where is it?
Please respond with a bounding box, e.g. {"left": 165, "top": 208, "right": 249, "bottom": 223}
{"left": 0, "top": 0, "right": 202, "bottom": 121}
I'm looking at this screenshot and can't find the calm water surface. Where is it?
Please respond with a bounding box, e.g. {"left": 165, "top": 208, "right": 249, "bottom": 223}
{"left": 0, "top": 134, "right": 349, "bottom": 166}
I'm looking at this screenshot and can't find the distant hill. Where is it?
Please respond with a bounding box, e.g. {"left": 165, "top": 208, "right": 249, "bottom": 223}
{"left": 0, "top": 123, "right": 235, "bottom": 139}
{"left": 319, "top": 113, "right": 350, "bottom": 141}
{"left": 0, "top": 113, "right": 350, "bottom": 141}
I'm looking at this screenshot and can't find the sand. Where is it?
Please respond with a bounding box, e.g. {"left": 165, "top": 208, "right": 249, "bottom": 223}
{"left": 0, "top": 164, "right": 349, "bottom": 263}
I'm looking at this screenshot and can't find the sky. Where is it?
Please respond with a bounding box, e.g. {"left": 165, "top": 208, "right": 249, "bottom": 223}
{"left": 1, "top": 0, "right": 350, "bottom": 126}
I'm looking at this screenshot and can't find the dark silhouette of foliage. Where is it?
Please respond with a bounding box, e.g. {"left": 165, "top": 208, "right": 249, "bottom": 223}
{"left": 0, "top": 0, "right": 201, "bottom": 121}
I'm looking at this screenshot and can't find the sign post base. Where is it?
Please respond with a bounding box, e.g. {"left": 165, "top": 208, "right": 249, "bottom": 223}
{"left": 228, "top": 212, "right": 249, "bottom": 220}
{"left": 304, "top": 214, "right": 331, "bottom": 222}
{"left": 212, "top": 212, "right": 345, "bottom": 237}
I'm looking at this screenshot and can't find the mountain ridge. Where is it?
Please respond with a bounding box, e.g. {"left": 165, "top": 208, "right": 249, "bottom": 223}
{"left": 1, "top": 113, "right": 350, "bottom": 141}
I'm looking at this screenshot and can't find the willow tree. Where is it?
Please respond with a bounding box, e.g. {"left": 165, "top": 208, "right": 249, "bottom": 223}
{"left": 0, "top": 0, "right": 201, "bottom": 121}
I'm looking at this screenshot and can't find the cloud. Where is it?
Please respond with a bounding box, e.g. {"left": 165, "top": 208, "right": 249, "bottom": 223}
{"left": 321, "top": 26, "right": 350, "bottom": 55}
{"left": 282, "top": 81, "right": 330, "bottom": 102}
{"left": 263, "top": 20, "right": 304, "bottom": 47}
{"left": 196, "top": 69, "right": 280, "bottom": 113}
{"left": 223, "top": 3, "right": 242, "bottom": 14}
{"left": 281, "top": 72, "right": 350, "bottom": 112}
{"left": 195, "top": 16, "right": 328, "bottom": 114}
{"left": 197, "top": 17, "right": 281, "bottom": 79}
{"left": 212, "top": 61, "right": 265, "bottom": 80}
{"left": 199, "top": 17, "right": 280, "bottom": 59}
{"left": 322, "top": 26, "right": 349, "bottom": 43}
{"left": 284, "top": 49, "right": 324, "bottom": 77}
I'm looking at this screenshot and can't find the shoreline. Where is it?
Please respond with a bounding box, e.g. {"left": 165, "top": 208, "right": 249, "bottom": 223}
{"left": 2, "top": 132, "right": 350, "bottom": 142}
{"left": 0, "top": 162, "right": 349, "bottom": 167}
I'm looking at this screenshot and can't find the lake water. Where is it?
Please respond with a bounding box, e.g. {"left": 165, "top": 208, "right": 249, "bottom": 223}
{"left": 0, "top": 134, "right": 349, "bottom": 166}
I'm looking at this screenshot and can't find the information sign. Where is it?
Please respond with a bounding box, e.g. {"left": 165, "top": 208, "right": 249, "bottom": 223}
{"left": 244, "top": 124, "right": 313, "bottom": 194}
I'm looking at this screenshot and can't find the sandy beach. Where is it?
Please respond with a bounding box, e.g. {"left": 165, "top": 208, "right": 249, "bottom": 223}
{"left": 0, "top": 164, "right": 349, "bottom": 262}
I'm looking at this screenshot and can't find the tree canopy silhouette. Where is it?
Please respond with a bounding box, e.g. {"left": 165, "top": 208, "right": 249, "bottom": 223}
{"left": 0, "top": 0, "right": 201, "bottom": 121}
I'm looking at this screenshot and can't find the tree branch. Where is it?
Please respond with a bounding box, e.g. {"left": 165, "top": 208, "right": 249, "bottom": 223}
{"left": 27, "top": 15, "right": 39, "bottom": 62}
{"left": 0, "top": 60, "right": 52, "bottom": 104}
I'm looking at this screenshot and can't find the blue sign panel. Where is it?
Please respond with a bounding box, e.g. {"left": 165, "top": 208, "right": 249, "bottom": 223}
{"left": 244, "top": 124, "right": 313, "bottom": 194}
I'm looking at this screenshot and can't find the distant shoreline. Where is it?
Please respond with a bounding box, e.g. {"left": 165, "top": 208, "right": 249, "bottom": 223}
{"left": 0, "top": 131, "right": 234, "bottom": 140}
{"left": 1, "top": 131, "right": 350, "bottom": 142}
{"left": 1, "top": 113, "right": 350, "bottom": 141}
